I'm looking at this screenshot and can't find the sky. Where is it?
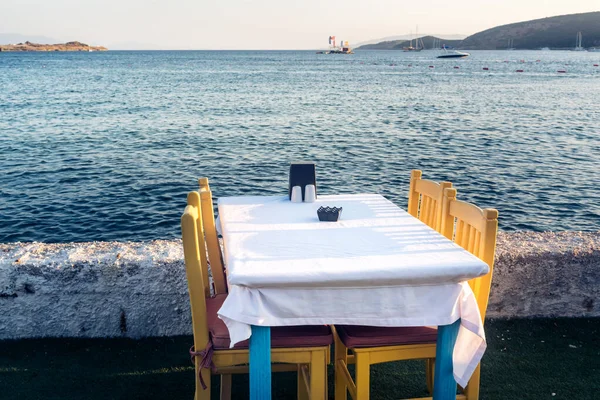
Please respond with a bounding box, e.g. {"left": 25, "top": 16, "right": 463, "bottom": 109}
{"left": 0, "top": 0, "right": 598, "bottom": 49}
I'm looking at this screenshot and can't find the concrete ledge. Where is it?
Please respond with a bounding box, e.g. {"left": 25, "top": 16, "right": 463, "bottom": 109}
{"left": 1, "top": 232, "right": 598, "bottom": 339}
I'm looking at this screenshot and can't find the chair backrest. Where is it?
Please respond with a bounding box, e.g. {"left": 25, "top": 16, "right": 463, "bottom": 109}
{"left": 440, "top": 187, "right": 499, "bottom": 320}
{"left": 181, "top": 192, "right": 210, "bottom": 351}
{"left": 198, "top": 177, "right": 227, "bottom": 294}
{"left": 407, "top": 170, "right": 452, "bottom": 232}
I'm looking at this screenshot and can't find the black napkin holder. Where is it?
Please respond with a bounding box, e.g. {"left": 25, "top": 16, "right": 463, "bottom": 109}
{"left": 288, "top": 162, "right": 317, "bottom": 201}
{"left": 317, "top": 206, "right": 342, "bottom": 222}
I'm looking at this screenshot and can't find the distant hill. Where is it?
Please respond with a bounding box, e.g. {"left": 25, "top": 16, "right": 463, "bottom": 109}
{"left": 356, "top": 12, "right": 600, "bottom": 50}
{"left": 356, "top": 36, "right": 462, "bottom": 50}
{"left": 354, "top": 33, "right": 466, "bottom": 48}
{"left": 460, "top": 11, "right": 600, "bottom": 49}
{"left": 0, "top": 41, "right": 107, "bottom": 52}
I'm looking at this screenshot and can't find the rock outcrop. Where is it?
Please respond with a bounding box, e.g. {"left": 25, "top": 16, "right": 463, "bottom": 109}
{"left": 0, "top": 40, "right": 107, "bottom": 52}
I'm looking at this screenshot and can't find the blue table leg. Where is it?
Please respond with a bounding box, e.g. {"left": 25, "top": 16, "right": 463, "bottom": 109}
{"left": 249, "top": 325, "right": 271, "bottom": 399}
{"left": 433, "top": 319, "right": 461, "bottom": 400}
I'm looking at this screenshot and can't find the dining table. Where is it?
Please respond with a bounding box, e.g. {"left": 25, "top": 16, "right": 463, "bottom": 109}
{"left": 216, "top": 193, "right": 489, "bottom": 399}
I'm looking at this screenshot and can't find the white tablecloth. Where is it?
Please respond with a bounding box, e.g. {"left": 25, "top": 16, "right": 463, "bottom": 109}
{"left": 217, "top": 194, "right": 488, "bottom": 387}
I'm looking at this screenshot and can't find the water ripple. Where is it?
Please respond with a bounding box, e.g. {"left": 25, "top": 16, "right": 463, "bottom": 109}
{"left": 0, "top": 50, "right": 599, "bottom": 242}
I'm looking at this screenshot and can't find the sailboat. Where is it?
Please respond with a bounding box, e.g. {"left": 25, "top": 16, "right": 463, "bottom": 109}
{"left": 507, "top": 39, "right": 515, "bottom": 50}
{"left": 403, "top": 27, "right": 423, "bottom": 52}
{"left": 574, "top": 32, "right": 585, "bottom": 51}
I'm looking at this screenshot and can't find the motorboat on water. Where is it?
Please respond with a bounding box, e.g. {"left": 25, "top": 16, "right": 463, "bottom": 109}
{"left": 437, "top": 47, "right": 470, "bottom": 59}
{"left": 328, "top": 47, "right": 354, "bottom": 54}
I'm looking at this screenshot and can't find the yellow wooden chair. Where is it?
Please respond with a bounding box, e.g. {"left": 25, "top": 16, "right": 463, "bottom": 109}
{"left": 333, "top": 187, "right": 498, "bottom": 400}
{"left": 182, "top": 191, "right": 332, "bottom": 400}
{"left": 407, "top": 169, "right": 453, "bottom": 233}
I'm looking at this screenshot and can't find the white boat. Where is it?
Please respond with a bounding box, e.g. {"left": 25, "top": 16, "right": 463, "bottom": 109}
{"left": 588, "top": 48, "right": 600, "bottom": 52}
{"left": 540, "top": 47, "right": 550, "bottom": 51}
{"left": 574, "top": 32, "right": 585, "bottom": 51}
{"left": 437, "top": 47, "right": 469, "bottom": 59}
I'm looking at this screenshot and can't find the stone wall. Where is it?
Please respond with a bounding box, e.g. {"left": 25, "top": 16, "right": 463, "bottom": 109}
{"left": 1, "top": 232, "right": 598, "bottom": 339}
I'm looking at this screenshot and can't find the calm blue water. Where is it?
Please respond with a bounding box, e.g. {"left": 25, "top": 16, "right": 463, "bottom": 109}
{"left": 1, "top": 50, "right": 599, "bottom": 242}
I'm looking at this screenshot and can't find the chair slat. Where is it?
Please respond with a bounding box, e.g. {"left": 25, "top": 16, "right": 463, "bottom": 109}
{"left": 468, "top": 225, "right": 476, "bottom": 253}
{"left": 455, "top": 219, "right": 464, "bottom": 245}
{"left": 187, "top": 192, "right": 210, "bottom": 298}
{"left": 473, "top": 230, "right": 481, "bottom": 258}
{"left": 420, "top": 195, "right": 429, "bottom": 223}
{"left": 407, "top": 170, "right": 423, "bottom": 217}
{"left": 430, "top": 199, "right": 438, "bottom": 228}
{"left": 200, "top": 187, "right": 227, "bottom": 295}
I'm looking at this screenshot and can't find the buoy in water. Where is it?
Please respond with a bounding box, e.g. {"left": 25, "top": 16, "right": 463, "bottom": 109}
{"left": 408, "top": 64, "right": 412, "bottom": 67}
{"left": 594, "top": 64, "right": 599, "bottom": 67}
{"left": 483, "top": 67, "right": 489, "bottom": 70}
{"left": 516, "top": 69, "right": 524, "bottom": 72}
{"left": 454, "top": 66, "right": 460, "bottom": 69}
{"left": 429, "top": 65, "right": 434, "bottom": 68}
{"left": 557, "top": 70, "right": 566, "bottom": 73}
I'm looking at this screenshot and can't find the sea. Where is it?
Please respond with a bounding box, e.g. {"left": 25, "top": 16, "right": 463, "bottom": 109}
{"left": 1, "top": 50, "right": 599, "bottom": 243}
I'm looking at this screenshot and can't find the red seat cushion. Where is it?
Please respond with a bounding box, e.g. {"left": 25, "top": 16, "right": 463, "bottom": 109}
{"left": 336, "top": 324, "right": 438, "bottom": 348}
{"left": 206, "top": 294, "right": 333, "bottom": 350}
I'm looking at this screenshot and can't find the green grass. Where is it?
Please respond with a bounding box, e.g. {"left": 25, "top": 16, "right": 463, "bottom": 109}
{"left": 1, "top": 318, "right": 598, "bottom": 399}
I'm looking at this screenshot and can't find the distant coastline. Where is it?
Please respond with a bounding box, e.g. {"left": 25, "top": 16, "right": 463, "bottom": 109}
{"left": 357, "top": 11, "right": 600, "bottom": 50}
{"left": 0, "top": 41, "right": 107, "bottom": 52}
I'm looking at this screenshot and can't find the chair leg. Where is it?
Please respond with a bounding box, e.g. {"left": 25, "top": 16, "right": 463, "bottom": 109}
{"left": 464, "top": 364, "right": 480, "bottom": 400}
{"left": 310, "top": 350, "right": 327, "bottom": 400}
{"left": 334, "top": 332, "right": 348, "bottom": 400}
{"left": 220, "top": 374, "right": 232, "bottom": 400}
{"left": 426, "top": 358, "right": 435, "bottom": 394}
{"left": 298, "top": 364, "right": 310, "bottom": 400}
{"left": 355, "top": 353, "right": 370, "bottom": 400}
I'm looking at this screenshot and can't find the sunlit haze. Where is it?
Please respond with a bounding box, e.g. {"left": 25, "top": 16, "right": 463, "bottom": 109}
{"left": 0, "top": 0, "right": 598, "bottom": 49}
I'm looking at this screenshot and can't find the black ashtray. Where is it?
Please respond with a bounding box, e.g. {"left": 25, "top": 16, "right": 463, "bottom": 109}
{"left": 317, "top": 206, "right": 342, "bottom": 222}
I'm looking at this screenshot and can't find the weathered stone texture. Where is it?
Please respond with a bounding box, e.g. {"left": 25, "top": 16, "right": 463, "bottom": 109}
{"left": 487, "top": 231, "right": 599, "bottom": 318}
{"left": 1, "top": 232, "right": 598, "bottom": 339}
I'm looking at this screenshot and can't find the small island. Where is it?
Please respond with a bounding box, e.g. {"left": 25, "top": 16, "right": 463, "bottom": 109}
{"left": 0, "top": 41, "right": 107, "bottom": 52}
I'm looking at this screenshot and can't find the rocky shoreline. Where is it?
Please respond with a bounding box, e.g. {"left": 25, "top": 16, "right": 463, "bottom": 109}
{"left": 0, "top": 231, "right": 598, "bottom": 339}
{"left": 0, "top": 41, "right": 107, "bottom": 52}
